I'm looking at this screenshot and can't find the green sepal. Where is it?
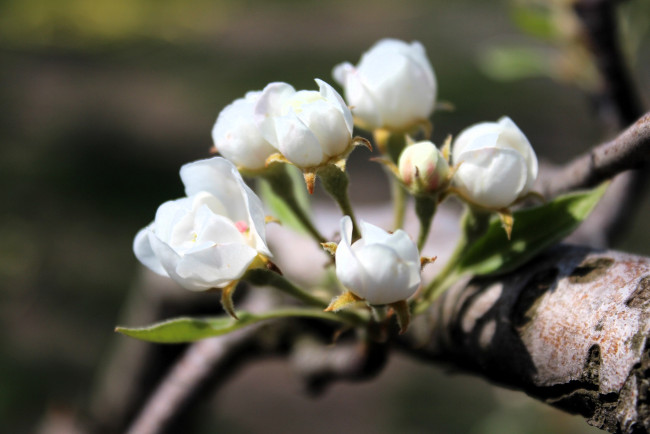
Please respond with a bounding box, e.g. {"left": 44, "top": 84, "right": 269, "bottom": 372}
{"left": 115, "top": 308, "right": 351, "bottom": 344}
{"left": 389, "top": 300, "right": 410, "bottom": 334}
{"left": 456, "top": 182, "right": 608, "bottom": 276}
{"left": 220, "top": 281, "right": 239, "bottom": 320}
{"left": 324, "top": 290, "right": 364, "bottom": 312}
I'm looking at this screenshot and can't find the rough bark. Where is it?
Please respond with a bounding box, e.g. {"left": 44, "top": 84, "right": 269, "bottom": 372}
{"left": 403, "top": 244, "right": 650, "bottom": 433}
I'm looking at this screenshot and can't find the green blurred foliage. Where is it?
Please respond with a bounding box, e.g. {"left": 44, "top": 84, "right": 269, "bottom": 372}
{"left": 0, "top": 0, "right": 237, "bottom": 46}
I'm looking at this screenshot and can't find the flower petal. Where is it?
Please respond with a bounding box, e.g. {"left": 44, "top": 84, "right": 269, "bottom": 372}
{"left": 354, "top": 244, "right": 412, "bottom": 305}
{"left": 336, "top": 217, "right": 421, "bottom": 304}
{"left": 497, "top": 116, "right": 538, "bottom": 193}
{"left": 270, "top": 110, "right": 325, "bottom": 167}
{"left": 133, "top": 225, "right": 168, "bottom": 276}
{"left": 342, "top": 38, "right": 437, "bottom": 130}
{"left": 335, "top": 216, "right": 368, "bottom": 297}
{"left": 315, "top": 78, "right": 353, "bottom": 135}
{"left": 211, "top": 92, "right": 276, "bottom": 170}
{"left": 176, "top": 243, "right": 258, "bottom": 289}
{"left": 254, "top": 82, "right": 297, "bottom": 148}
{"left": 294, "top": 98, "right": 350, "bottom": 158}
{"left": 454, "top": 147, "right": 528, "bottom": 208}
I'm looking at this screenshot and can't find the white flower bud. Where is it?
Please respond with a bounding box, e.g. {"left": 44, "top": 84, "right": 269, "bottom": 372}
{"left": 212, "top": 91, "right": 277, "bottom": 171}
{"left": 333, "top": 38, "right": 437, "bottom": 131}
{"left": 133, "top": 157, "right": 271, "bottom": 290}
{"left": 254, "top": 79, "right": 354, "bottom": 169}
{"left": 335, "top": 216, "right": 421, "bottom": 305}
{"left": 452, "top": 116, "right": 538, "bottom": 209}
{"left": 398, "top": 140, "right": 449, "bottom": 194}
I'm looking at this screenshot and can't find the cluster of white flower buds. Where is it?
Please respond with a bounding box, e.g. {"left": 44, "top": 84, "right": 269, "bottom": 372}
{"left": 133, "top": 37, "right": 538, "bottom": 326}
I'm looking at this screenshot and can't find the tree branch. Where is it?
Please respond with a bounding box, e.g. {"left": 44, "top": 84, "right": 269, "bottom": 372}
{"left": 539, "top": 111, "right": 650, "bottom": 198}
{"left": 552, "top": 0, "right": 648, "bottom": 247}
{"left": 401, "top": 244, "right": 650, "bottom": 433}
{"left": 125, "top": 327, "right": 261, "bottom": 434}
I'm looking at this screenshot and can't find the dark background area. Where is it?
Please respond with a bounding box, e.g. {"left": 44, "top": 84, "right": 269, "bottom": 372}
{"left": 1, "top": 0, "right": 648, "bottom": 432}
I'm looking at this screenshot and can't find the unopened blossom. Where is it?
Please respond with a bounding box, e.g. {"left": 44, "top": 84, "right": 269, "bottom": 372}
{"left": 133, "top": 157, "right": 271, "bottom": 290}
{"left": 333, "top": 38, "right": 437, "bottom": 131}
{"left": 452, "top": 116, "right": 538, "bottom": 209}
{"left": 254, "top": 79, "right": 354, "bottom": 169}
{"left": 212, "top": 91, "right": 276, "bottom": 171}
{"left": 398, "top": 140, "right": 449, "bottom": 195}
{"left": 335, "top": 216, "right": 421, "bottom": 305}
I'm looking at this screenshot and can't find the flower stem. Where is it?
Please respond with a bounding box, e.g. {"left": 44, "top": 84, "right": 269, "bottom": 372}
{"left": 318, "top": 164, "right": 361, "bottom": 240}
{"left": 391, "top": 180, "right": 407, "bottom": 230}
{"left": 415, "top": 195, "right": 437, "bottom": 251}
{"left": 262, "top": 164, "right": 326, "bottom": 244}
{"left": 243, "top": 268, "right": 367, "bottom": 326}
{"left": 244, "top": 268, "right": 328, "bottom": 308}
{"left": 373, "top": 130, "right": 409, "bottom": 230}
{"left": 413, "top": 207, "right": 491, "bottom": 315}
{"left": 247, "top": 307, "right": 363, "bottom": 327}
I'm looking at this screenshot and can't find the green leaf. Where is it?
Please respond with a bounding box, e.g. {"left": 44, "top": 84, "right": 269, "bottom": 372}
{"left": 115, "top": 308, "right": 347, "bottom": 344}
{"left": 456, "top": 183, "right": 608, "bottom": 276}
{"left": 479, "top": 46, "right": 553, "bottom": 82}
{"left": 510, "top": 4, "right": 556, "bottom": 40}
{"left": 258, "top": 165, "right": 311, "bottom": 235}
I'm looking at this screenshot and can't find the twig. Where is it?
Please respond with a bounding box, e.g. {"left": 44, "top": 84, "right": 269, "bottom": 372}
{"left": 539, "top": 111, "right": 650, "bottom": 197}
{"left": 541, "top": 0, "right": 648, "bottom": 247}
{"left": 125, "top": 326, "right": 262, "bottom": 434}
{"left": 111, "top": 284, "right": 279, "bottom": 434}
{"left": 289, "top": 331, "right": 389, "bottom": 395}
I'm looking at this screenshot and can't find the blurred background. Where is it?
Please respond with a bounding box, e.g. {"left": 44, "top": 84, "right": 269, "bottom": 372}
{"left": 1, "top": 0, "right": 649, "bottom": 432}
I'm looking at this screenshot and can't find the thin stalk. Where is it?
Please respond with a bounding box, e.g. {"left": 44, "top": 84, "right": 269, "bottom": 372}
{"left": 415, "top": 195, "right": 437, "bottom": 250}
{"left": 262, "top": 165, "right": 326, "bottom": 244}
{"left": 318, "top": 164, "right": 361, "bottom": 240}
{"left": 244, "top": 268, "right": 367, "bottom": 326}
{"left": 374, "top": 129, "right": 410, "bottom": 230}
{"left": 391, "top": 180, "right": 407, "bottom": 230}
{"left": 244, "top": 268, "right": 328, "bottom": 308}
{"left": 245, "top": 307, "right": 364, "bottom": 327}
{"left": 413, "top": 207, "right": 491, "bottom": 314}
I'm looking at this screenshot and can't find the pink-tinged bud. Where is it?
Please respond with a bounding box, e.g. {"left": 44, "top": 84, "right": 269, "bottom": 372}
{"left": 398, "top": 140, "right": 449, "bottom": 195}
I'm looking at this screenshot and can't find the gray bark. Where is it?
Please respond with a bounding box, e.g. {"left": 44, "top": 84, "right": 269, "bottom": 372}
{"left": 405, "top": 244, "right": 650, "bottom": 433}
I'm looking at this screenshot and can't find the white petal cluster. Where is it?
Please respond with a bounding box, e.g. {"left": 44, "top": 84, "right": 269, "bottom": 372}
{"left": 134, "top": 157, "right": 271, "bottom": 290}
{"left": 452, "top": 117, "right": 538, "bottom": 209}
{"left": 254, "top": 79, "right": 354, "bottom": 168}
{"left": 333, "top": 38, "right": 437, "bottom": 131}
{"left": 212, "top": 91, "right": 277, "bottom": 171}
{"left": 398, "top": 140, "right": 449, "bottom": 194}
{"left": 335, "top": 216, "right": 421, "bottom": 305}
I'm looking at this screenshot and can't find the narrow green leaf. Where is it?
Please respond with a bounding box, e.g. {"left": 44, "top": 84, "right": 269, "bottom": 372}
{"left": 258, "top": 165, "right": 311, "bottom": 234}
{"left": 115, "top": 308, "right": 348, "bottom": 344}
{"left": 456, "top": 183, "right": 608, "bottom": 276}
